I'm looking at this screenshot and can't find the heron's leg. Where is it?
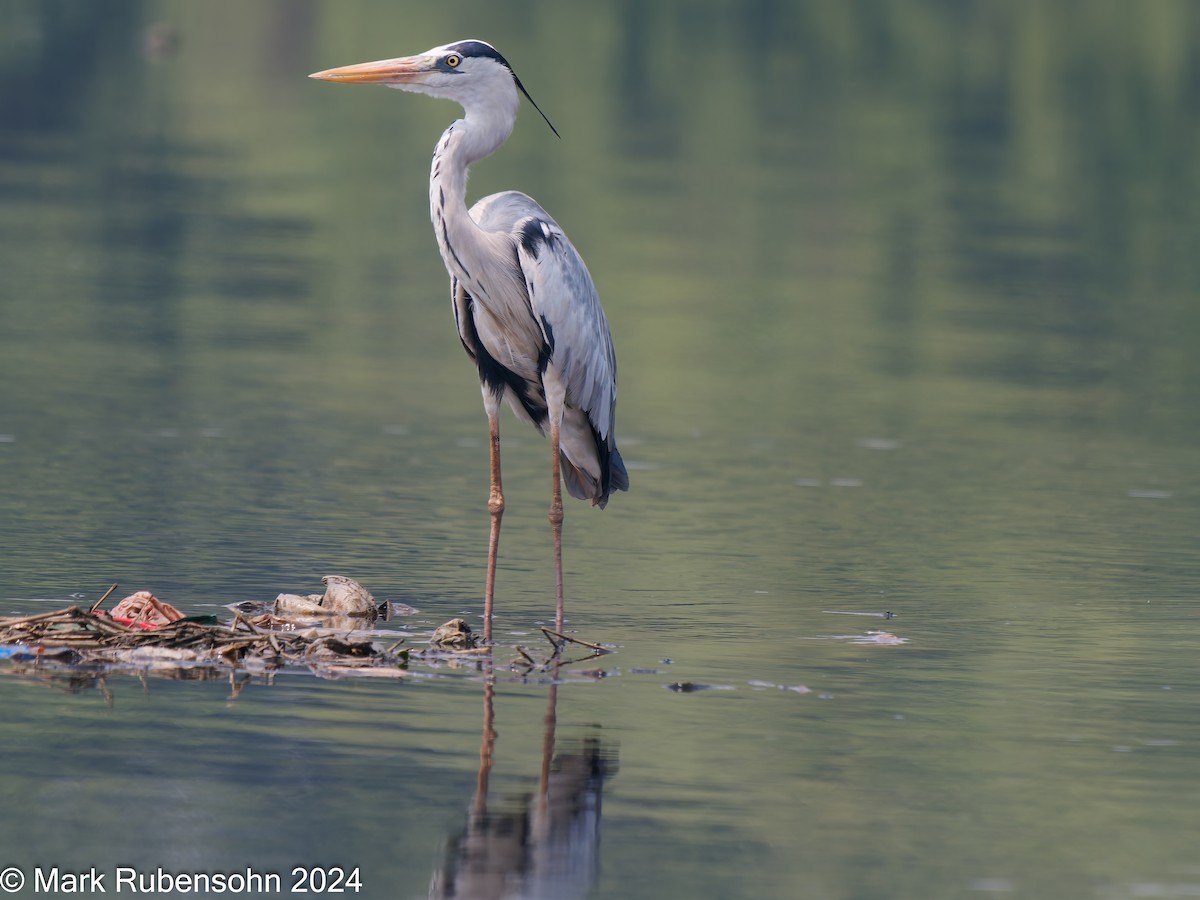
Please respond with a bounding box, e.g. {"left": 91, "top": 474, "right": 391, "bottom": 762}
{"left": 484, "top": 408, "right": 504, "bottom": 643}
{"left": 548, "top": 418, "right": 565, "bottom": 632}
{"left": 542, "top": 370, "right": 568, "bottom": 634}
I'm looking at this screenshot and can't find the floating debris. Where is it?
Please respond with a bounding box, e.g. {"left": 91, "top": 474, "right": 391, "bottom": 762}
{"left": 0, "top": 604, "right": 410, "bottom": 678}
{"left": 107, "top": 591, "right": 185, "bottom": 628}
{"left": 0, "top": 645, "right": 41, "bottom": 660}
{"left": 273, "top": 575, "right": 379, "bottom": 622}
{"left": 431, "top": 617, "right": 476, "bottom": 649}
{"left": 665, "top": 682, "right": 734, "bottom": 693}
{"left": 7, "top": 580, "right": 796, "bottom": 699}
{"left": 273, "top": 593, "right": 325, "bottom": 616}
{"left": 320, "top": 575, "right": 378, "bottom": 617}
{"left": 506, "top": 628, "right": 613, "bottom": 678}
{"left": 0, "top": 576, "right": 415, "bottom": 683}
{"left": 0, "top": 580, "right": 627, "bottom": 698}
{"left": 540, "top": 627, "right": 610, "bottom": 654}
{"left": 847, "top": 630, "right": 906, "bottom": 646}
{"left": 383, "top": 601, "right": 420, "bottom": 617}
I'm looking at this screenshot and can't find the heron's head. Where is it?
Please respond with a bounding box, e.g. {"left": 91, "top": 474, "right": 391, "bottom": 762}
{"left": 309, "top": 39, "right": 557, "bottom": 136}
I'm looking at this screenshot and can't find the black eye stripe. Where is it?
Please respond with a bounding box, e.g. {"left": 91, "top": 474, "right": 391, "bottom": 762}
{"left": 442, "top": 40, "right": 519, "bottom": 77}
{"left": 435, "top": 41, "right": 559, "bottom": 136}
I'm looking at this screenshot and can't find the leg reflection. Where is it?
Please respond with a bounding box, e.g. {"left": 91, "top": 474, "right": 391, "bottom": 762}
{"left": 430, "top": 664, "right": 618, "bottom": 899}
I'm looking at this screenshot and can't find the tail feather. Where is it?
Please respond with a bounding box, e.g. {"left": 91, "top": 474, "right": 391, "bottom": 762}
{"left": 561, "top": 446, "right": 628, "bottom": 509}
{"left": 608, "top": 447, "right": 629, "bottom": 495}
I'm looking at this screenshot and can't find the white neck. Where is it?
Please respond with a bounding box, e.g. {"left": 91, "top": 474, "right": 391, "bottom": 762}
{"left": 428, "top": 101, "right": 517, "bottom": 280}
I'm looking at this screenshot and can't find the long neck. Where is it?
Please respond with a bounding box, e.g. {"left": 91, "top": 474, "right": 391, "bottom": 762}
{"left": 429, "top": 123, "right": 471, "bottom": 228}
{"left": 429, "top": 103, "right": 517, "bottom": 281}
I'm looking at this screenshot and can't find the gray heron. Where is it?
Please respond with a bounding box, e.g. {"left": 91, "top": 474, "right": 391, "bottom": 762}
{"left": 310, "top": 40, "right": 628, "bottom": 642}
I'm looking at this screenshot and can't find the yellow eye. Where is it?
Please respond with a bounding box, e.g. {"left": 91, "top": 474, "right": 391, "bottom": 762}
{"left": 445, "top": 54, "right": 461, "bottom": 68}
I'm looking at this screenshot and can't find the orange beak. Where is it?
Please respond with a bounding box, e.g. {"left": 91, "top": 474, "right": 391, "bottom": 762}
{"left": 309, "top": 55, "right": 436, "bottom": 85}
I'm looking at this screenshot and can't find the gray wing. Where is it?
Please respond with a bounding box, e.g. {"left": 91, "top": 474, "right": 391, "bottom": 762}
{"left": 472, "top": 191, "right": 628, "bottom": 506}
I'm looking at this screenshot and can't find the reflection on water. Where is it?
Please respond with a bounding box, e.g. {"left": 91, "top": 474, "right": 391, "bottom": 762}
{"left": 432, "top": 671, "right": 617, "bottom": 900}
{"left": 1, "top": 656, "right": 246, "bottom": 705}
{"left": 1, "top": 651, "right": 620, "bottom": 900}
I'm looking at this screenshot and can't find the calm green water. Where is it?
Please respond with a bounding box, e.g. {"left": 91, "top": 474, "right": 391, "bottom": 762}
{"left": 3, "top": 2, "right": 1200, "bottom": 898}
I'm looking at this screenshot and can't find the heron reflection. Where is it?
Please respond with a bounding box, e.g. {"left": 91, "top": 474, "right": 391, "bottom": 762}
{"left": 430, "top": 668, "right": 617, "bottom": 899}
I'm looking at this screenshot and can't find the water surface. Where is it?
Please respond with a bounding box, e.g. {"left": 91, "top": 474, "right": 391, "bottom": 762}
{"left": 2, "top": 3, "right": 1200, "bottom": 898}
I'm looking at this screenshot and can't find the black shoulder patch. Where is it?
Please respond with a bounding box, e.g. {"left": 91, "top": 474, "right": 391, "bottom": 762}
{"left": 519, "top": 218, "right": 550, "bottom": 260}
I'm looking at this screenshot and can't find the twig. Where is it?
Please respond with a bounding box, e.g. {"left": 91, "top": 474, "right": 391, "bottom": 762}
{"left": 0, "top": 606, "right": 88, "bottom": 628}
{"left": 232, "top": 611, "right": 263, "bottom": 634}
{"left": 90, "top": 584, "right": 119, "bottom": 614}
{"left": 513, "top": 645, "right": 537, "bottom": 668}
{"left": 84, "top": 613, "right": 142, "bottom": 636}
{"left": 539, "top": 627, "right": 609, "bottom": 654}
